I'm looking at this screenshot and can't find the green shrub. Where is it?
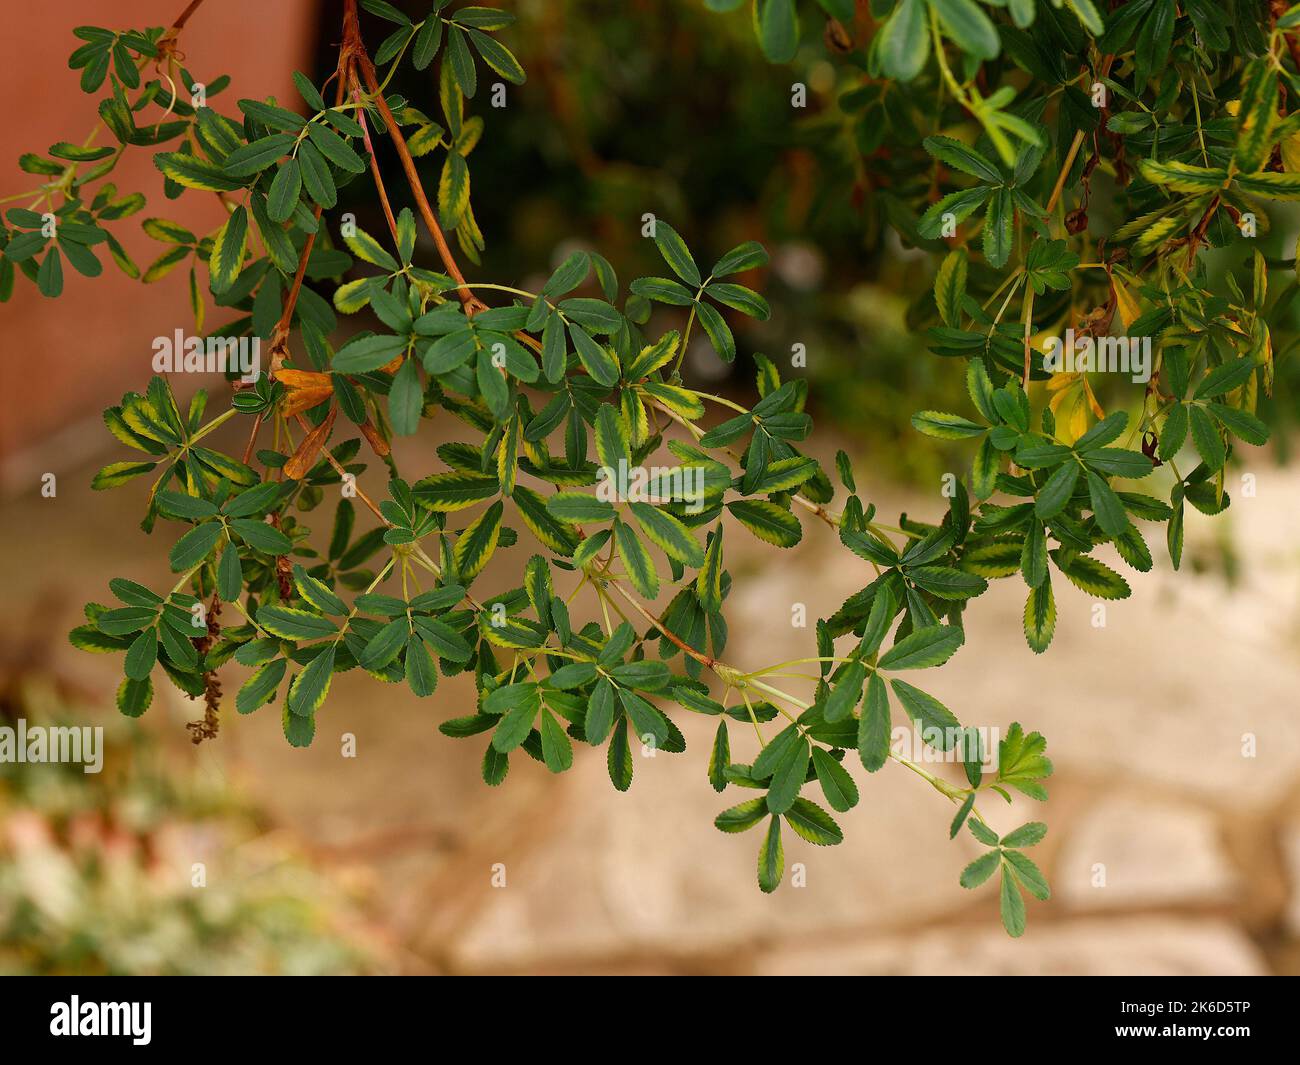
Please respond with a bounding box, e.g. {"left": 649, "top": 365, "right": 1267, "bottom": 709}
{"left": 2, "top": 0, "right": 1286, "bottom": 935}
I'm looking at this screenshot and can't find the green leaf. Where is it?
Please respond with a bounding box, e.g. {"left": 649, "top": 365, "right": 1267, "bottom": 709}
{"left": 1195, "top": 357, "right": 1257, "bottom": 399}
{"left": 971, "top": 436, "right": 999, "bottom": 499}
{"left": 613, "top": 519, "right": 658, "bottom": 599}
{"left": 539, "top": 708, "right": 573, "bottom": 772}
{"left": 858, "top": 672, "right": 891, "bottom": 772}
{"left": 1003, "top": 849, "right": 1051, "bottom": 900}
{"left": 569, "top": 323, "right": 620, "bottom": 386}
{"left": 169, "top": 521, "right": 223, "bottom": 571}
{"left": 705, "top": 282, "right": 769, "bottom": 319}
{"left": 878, "top": 624, "right": 964, "bottom": 670}
{"left": 1139, "top": 159, "right": 1227, "bottom": 193}
{"left": 906, "top": 566, "right": 986, "bottom": 600}
{"left": 785, "top": 797, "right": 843, "bottom": 845}
{"left": 289, "top": 645, "right": 336, "bottom": 716}
{"left": 709, "top": 719, "right": 730, "bottom": 793}
{"left": 756, "top": 0, "right": 799, "bottom": 63}
{"left": 546, "top": 491, "right": 615, "bottom": 524}
{"left": 298, "top": 141, "right": 337, "bottom": 207}
{"left": 727, "top": 500, "right": 802, "bottom": 548}
{"left": 1023, "top": 577, "right": 1055, "bottom": 653}
{"left": 1034, "top": 460, "right": 1080, "bottom": 519}
{"left": 360, "top": 618, "right": 409, "bottom": 671}
{"left": 413, "top": 617, "right": 472, "bottom": 662}
{"left": 1012, "top": 514, "right": 1044, "bottom": 586}
{"left": 447, "top": 25, "right": 478, "bottom": 97}
{"left": 696, "top": 525, "right": 724, "bottom": 612}
{"left": 405, "top": 635, "right": 438, "bottom": 696}
{"left": 124, "top": 628, "right": 158, "bottom": 681}
{"left": 1188, "top": 404, "right": 1225, "bottom": 471}
{"left": 481, "top": 744, "right": 509, "bottom": 785}
{"left": 818, "top": 660, "right": 863, "bottom": 724}
{"left": 437, "top": 151, "right": 471, "bottom": 228}
{"left": 652, "top": 221, "right": 700, "bottom": 286}
{"left": 389, "top": 357, "right": 423, "bottom": 436}
{"left": 117, "top": 677, "right": 153, "bottom": 718}
{"left": 811, "top": 748, "right": 859, "bottom": 812}
{"left": 630, "top": 276, "right": 695, "bottom": 305}
{"left": 333, "top": 333, "right": 408, "bottom": 374}
{"left": 594, "top": 402, "right": 631, "bottom": 470}
{"left": 764, "top": 733, "right": 810, "bottom": 814}
{"left": 1074, "top": 411, "right": 1128, "bottom": 451}
{"left": 223, "top": 133, "right": 295, "bottom": 176}
{"left": 343, "top": 225, "right": 399, "bottom": 272}
{"left": 1209, "top": 403, "right": 1268, "bottom": 445}
{"left": 96, "top": 607, "right": 158, "bottom": 636}
{"left": 1001, "top": 821, "right": 1048, "bottom": 848}
{"left": 694, "top": 300, "right": 735, "bottom": 362}
{"left": 160, "top": 490, "right": 219, "bottom": 520}
{"left": 878, "top": 0, "right": 930, "bottom": 81}
{"left": 757, "top": 816, "right": 784, "bottom": 893}
{"left": 712, "top": 240, "right": 768, "bottom": 276}
{"left": 413, "top": 470, "right": 499, "bottom": 511}
{"left": 217, "top": 541, "right": 243, "bottom": 601}
{"left": 911, "top": 410, "right": 986, "bottom": 439}
{"left": 229, "top": 518, "right": 292, "bottom": 555}
{"left": 1081, "top": 448, "right": 1154, "bottom": 479}
{"left": 257, "top": 605, "right": 337, "bottom": 640}
{"left": 930, "top": 0, "right": 1000, "bottom": 58}
{"left": 934, "top": 248, "right": 968, "bottom": 326}
{"left": 307, "top": 121, "right": 366, "bottom": 173}
{"left": 208, "top": 206, "right": 247, "bottom": 294}
{"left": 467, "top": 27, "right": 525, "bottom": 83}
{"left": 37, "top": 246, "right": 64, "bottom": 297}
{"left": 236, "top": 658, "right": 285, "bottom": 714}
{"left": 154, "top": 152, "right": 243, "bottom": 192}
{"left": 998, "top": 721, "right": 1053, "bottom": 799}
{"left": 716, "top": 796, "right": 768, "bottom": 832}
{"left": 629, "top": 501, "right": 703, "bottom": 567}
{"left": 618, "top": 687, "right": 670, "bottom": 748}
{"left": 585, "top": 677, "right": 617, "bottom": 744}
{"left": 890, "top": 679, "right": 961, "bottom": 747}
{"left": 1054, "top": 552, "right": 1131, "bottom": 599}
{"left": 491, "top": 685, "right": 540, "bottom": 752}
{"left": 923, "top": 136, "right": 1001, "bottom": 184}
{"left": 1086, "top": 471, "right": 1128, "bottom": 537}
{"left": 238, "top": 98, "right": 308, "bottom": 131}
{"left": 959, "top": 849, "right": 1001, "bottom": 889}
{"left": 1000, "top": 868, "right": 1027, "bottom": 937}
{"left": 983, "top": 187, "right": 1013, "bottom": 268}
{"left": 453, "top": 500, "right": 504, "bottom": 581}
{"left": 412, "top": 15, "right": 445, "bottom": 70}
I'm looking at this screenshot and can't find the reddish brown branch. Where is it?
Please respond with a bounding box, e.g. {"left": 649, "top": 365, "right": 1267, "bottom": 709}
{"left": 344, "top": 7, "right": 482, "bottom": 314}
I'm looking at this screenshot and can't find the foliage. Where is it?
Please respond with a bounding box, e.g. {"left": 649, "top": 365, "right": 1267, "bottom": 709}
{"left": 2, "top": 0, "right": 1288, "bottom": 936}
{"left": 0, "top": 668, "right": 377, "bottom": 975}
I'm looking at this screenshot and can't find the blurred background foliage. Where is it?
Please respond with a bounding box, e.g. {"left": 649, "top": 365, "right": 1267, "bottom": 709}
{"left": 0, "top": 643, "right": 381, "bottom": 975}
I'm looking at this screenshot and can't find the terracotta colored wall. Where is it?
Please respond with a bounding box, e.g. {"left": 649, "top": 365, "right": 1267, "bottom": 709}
{"left": 0, "top": 0, "right": 317, "bottom": 465}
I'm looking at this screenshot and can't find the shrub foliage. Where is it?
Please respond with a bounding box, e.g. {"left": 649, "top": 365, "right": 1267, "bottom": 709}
{"left": 2, "top": 0, "right": 1287, "bottom": 934}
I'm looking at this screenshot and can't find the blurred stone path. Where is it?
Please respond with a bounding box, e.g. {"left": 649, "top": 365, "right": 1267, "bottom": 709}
{"left": 4, "top": 427, "right": 1298, "bottom": 974}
